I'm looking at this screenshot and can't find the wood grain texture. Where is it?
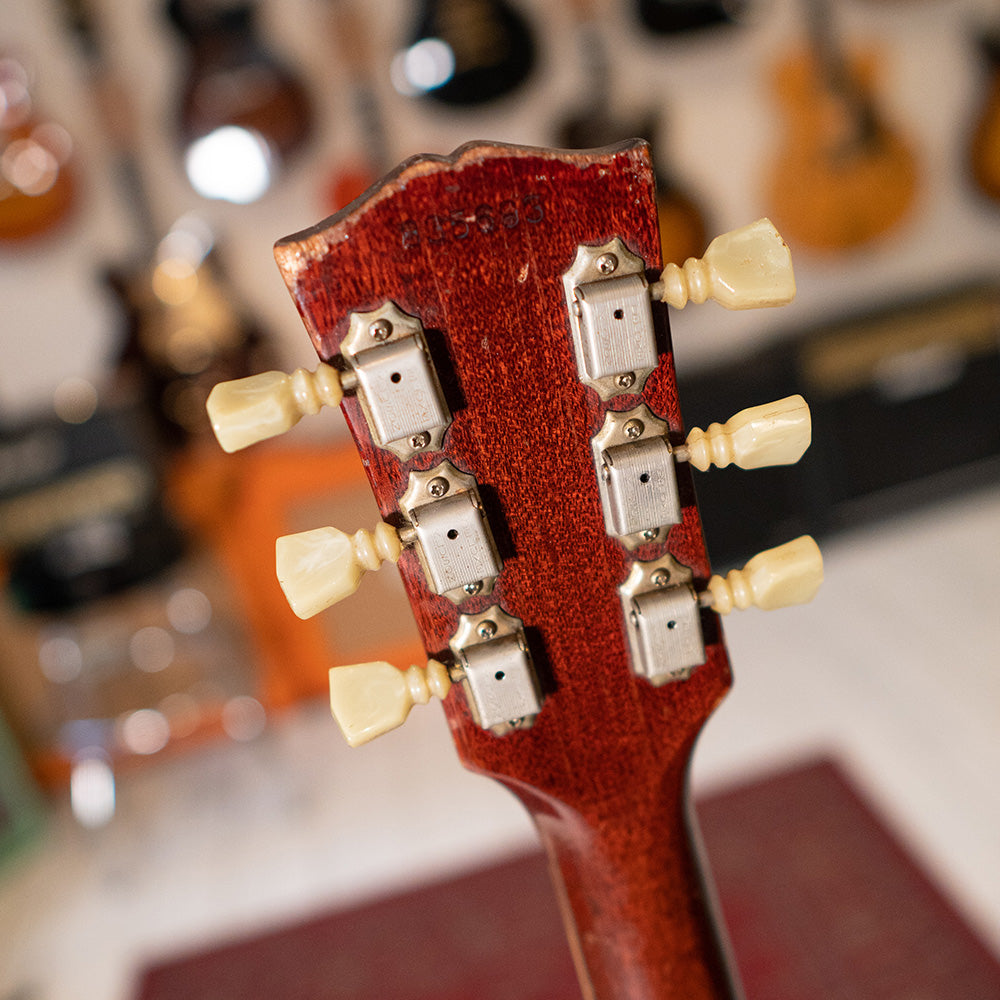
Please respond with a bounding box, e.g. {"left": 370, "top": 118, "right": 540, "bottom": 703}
{"left": 274, "top": 141, "right": 737, "bottom": 1000}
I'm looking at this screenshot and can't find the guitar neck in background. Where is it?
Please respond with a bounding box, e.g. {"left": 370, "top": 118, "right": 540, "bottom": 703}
{"left": 322, "top": 0, "right": 392, "bottom": 211}
{"left": 556, "top": 0, "right": 710, "bottom": 265}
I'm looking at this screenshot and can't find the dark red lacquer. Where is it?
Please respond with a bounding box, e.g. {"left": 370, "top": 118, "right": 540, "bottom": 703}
{"left": 274, "top": 142, "right": 738, "bottom": 1000}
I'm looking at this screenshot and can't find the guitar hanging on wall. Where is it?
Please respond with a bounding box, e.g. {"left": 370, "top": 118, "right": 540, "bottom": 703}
{"left": 764, "top": 0, "right": 918, "bottom": 251}
{"left": 207, "top": 141, "right": 823, "bottom": 1000}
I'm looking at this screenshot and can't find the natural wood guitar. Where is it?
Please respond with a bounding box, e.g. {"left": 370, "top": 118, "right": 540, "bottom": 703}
{"left": 165, "top": 0, "right": 314, "bottom": 199}
{"left": 207, "top": 141, "right": 822, "bottom": 999}
{"left": 764, "top": 0, "right": 918, "bottom": 251}
{"left": 0, "top": 55, "right": 76, "bottom": 243}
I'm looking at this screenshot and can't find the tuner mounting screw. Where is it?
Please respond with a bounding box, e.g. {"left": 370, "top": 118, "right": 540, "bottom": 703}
{"left": 596, "top": 253, "right": 618, "bottom": 275}
{"left": 651, "top": 569, "right": 670, "bottom": 587}
{"left": 477, "top": 620, "right": 497, "bottom": 639}
{"left": 369, "top": 318, "right": 393, "bottom": 341}
{"left": 615, "top": 372, "right": 636, "bottom": 390}
{"left": 427, "top": 477, "right": 449, "bottom": 498}
{"left": 641, "top": 528, "right": 659, "bottom": 541}
{"left": 623, "top": 419, "right": 644, "bottom": 439}
{"left": 463, "top": 580, "right": 483, "bottom": 596}
{"left": 409, "top": 431, "right": 431, "bottom": 450}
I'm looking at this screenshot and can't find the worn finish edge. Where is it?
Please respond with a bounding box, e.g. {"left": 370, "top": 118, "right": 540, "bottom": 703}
{"left": 273, "top": 139, "right": 652, "bottom": 280}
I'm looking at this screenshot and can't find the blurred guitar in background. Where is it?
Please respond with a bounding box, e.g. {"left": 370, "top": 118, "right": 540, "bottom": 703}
{"left": 165, "top": 0, "right": 314, "bottom": 202}
{"left": 557, "top": 0, "right": 710, "bottom": 266}
{"left": 633, "top": 0, "right": 748, "bottom": 35}
{"left": 396, "top": 0, "right": 537, "bottom": 107}
{"left": 764, "top": 0, "right": 919, "bottom": 251}
{"left": 0, "top": 53, "right": 76, "bottom": 244}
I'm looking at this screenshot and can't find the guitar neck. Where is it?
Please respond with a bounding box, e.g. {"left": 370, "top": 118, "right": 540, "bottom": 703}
{"left": 522, "top": 761, "right": 738, "bottom": 999}
{"left": 802, "top": 0, "right": 878, "bottom": 143}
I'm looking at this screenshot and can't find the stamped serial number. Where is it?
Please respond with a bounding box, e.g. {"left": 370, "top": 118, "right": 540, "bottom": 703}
{"left": 399, "top": 193, "right": 544, "bottom": 249}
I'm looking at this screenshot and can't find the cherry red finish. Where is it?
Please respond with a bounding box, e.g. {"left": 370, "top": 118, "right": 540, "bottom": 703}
{"left": 274, "top": 142, "right": 737, "bottom": 1000}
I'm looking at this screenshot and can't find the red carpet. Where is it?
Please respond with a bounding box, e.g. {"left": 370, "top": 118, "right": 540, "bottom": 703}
{"left": 136, "top": 760, "right": 1000, "bottom": 999}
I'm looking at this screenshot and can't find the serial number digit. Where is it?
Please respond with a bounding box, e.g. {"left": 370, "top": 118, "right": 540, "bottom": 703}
{"left": 426, "top": 213, "right": 447, "bottom": 243}
{"left": 523, "top": 192, "right": 544, "bottom": 224}
{"left": 500, "top": 199, "right": 518, "bottom": 229}
{"left": 400, "top": 219, "right": 420, "bottom": 249}
{"left": 450, "top": 209, "right": 470, "bottom": 240}
{"left": 476, "top": 204, "right": 496, "bottom": 234}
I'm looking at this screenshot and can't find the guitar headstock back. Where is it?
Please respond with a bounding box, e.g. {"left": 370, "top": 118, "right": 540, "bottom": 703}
{"left": 273, "top": 141, "right": 725, "bottom": 800}
{"left": 209, "top": 139, "right": 819, "bottom": 999}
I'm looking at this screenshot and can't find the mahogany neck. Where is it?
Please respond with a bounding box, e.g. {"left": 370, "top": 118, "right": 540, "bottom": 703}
{"left": 509, "top": 761, "right": 739, "bottom": 1000}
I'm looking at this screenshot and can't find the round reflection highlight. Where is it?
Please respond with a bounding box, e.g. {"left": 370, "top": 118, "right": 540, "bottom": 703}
{"left": 390, "top": 38, "right": 456, "bottom": 96}
{"left": 184, "top": 126, "right": 272, "bottom": 204}
{"left": 118, "top": 708, "right": 171, "bottom": 755}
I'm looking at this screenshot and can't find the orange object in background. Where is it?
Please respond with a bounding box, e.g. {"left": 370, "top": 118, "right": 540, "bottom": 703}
{"left": 168, "top": 442, "right": 423, "bottom": 711}
{"left": 0, "top": 55, "right": 76, "bottom": 243}
{"left": 763, "top": 0, "right": 919, "bottom": 254}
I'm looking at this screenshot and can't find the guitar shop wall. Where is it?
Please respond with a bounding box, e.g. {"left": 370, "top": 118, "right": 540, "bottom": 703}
{"left": 1, "top": 1, "right": 999, "bottom": 998}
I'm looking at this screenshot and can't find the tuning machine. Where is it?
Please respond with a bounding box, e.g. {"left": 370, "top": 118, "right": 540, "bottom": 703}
{"left": 206, "top": 362, "right": 346, "bottom": 453}
{"left": 205, "top": 302, "right": 450, "bottom": 459}
{"left": 275, "top": 461, "right": 502, "bottom": 618}
{"left": 328, "top": 658, "right": 453, "bottom": 747}
{"left": 621, "top": 536, "right": 823, "bottom": 684}
{"left": 398, "top": 463, "right": 502, "bottom": 604}
{"left": 563, "top": 219, "right": 795, "bottom": 399}
{"left": 339, "top": 302, "right": 451, "bottom": 460}
{"left": 326, "top": 606, "right": 541, "bottom": 746}
{"left": 448, "top": 606, "right": 542, "bottom": 734}
{"left": 593, "top": 395, "right": 811, "bottom": 548}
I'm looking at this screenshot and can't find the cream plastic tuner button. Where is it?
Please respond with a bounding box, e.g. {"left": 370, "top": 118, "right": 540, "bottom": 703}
{"left": 276, "top": 522, "right": 402, "bottom": 619}
{"left": 206, "top": 363, "right": 345, "bottom": 453}
{"left": 651, "top": 219, "right": 795, "bottom": 310}
{"left": 680, "top": 395, "right": 811, "bottom": 471}
{"left": 329, "top": 659, "right": 452, "bottom": 747}
{"left": 702, "top": 535, "right": 823, "bottom": 615}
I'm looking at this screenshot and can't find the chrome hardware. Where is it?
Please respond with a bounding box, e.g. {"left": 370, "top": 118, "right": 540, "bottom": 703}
{"left": 368, "top": 318, "right": 393, "bottom": 341}
{"left": 595, "top": 397, "right": 815, "bottom": 548}
{"left": 592, "top": 404, "right": 679, "bottom": 549}
{"left": 562, "top": 238, "right": 658, "bottom": 400}
{"left": 450, "top": 607, "right": 542, "bottom": 733}
{"left": 619, "top": 555, "right": 705, "bottom": 684}
{"left": 595, "top": 252, "right": 619, "bottom": 275}
{"left": 341, "top": 302, "right": 451, "bottom": 460}
{"left": 401, "top": 463, "right": 502, "bottom": 604}
{"left": 602, "top": 437, "right": 679, "bottom": 539}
